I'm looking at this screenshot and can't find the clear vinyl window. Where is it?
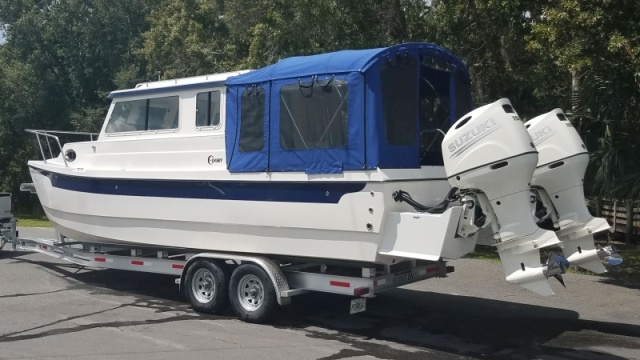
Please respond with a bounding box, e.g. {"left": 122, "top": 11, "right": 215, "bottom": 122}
{"left": 279, "top": 77, "right": 348, "bottom": 150}
{"left": 239, "top": 87, "right": 265, "bottom": 152}
{"left": 381, "top": 55, "right": 418, "bottom": 146}
{"left": 418, "top": 60, "right": 473, "bottom": 165}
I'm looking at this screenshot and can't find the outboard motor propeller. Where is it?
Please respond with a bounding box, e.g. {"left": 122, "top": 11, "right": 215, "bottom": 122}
{"left": 442, "top": 98, "right": 562, "bottom": 296}
{"left": 525, "top": 109, "right": 617, "bottom": 274}
{"left": 597, "top": 245, "right": 623, "bottom": 266}
{"left": 545, "top": 252, "right": 569, "bottom": 287}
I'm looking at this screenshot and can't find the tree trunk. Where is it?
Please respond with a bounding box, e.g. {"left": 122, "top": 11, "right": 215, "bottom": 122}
{"left": 571, "top": 70, "right": 580, "bottom": 114}
{"left": 626, "top": 199, "right": 633, "bottom": 244}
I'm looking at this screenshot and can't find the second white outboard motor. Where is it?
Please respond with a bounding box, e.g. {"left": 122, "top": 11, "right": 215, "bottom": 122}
{"left": 442, "top": 99, "right": 563, "bottom": 296}
{"left": 526, "top": 109, "right": 617, "bottom": 273}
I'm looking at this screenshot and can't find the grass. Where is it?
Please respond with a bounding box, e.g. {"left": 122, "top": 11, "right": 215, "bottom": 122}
{"left": 463, "top": 241, "right": 640, "bottom": 287}
{"left": 14, "top": 213, "right": 51, "bottom": 227}
{"left": 573, "top": 242, "right": 640, "bottom": 286}
{"left": 462, "top": 244, "right": 501, "bottom": 262}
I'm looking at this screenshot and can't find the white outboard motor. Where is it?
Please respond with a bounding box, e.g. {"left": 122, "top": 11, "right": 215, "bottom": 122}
{"left": 442, "top": 98, "right": 563, "bottom": 296}
{"left": 526, "top": 109, "right": 614, "bottom": 273}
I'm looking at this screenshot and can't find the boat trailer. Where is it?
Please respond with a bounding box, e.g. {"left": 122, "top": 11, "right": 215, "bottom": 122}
{"left": 0, "top": 192, "right": 452, "bottom": 323}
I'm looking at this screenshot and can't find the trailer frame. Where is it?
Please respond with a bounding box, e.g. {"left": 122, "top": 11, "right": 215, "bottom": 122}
{"left": 0, "top": 206, "right": 453, "bottom": 322}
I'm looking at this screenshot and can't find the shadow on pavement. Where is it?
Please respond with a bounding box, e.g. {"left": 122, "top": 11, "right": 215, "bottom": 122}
{"left": 273, "top": 289, "right": 640, "bottom": 359}
{"left": 3, "top": 255, "right": 639, "bottom": 359}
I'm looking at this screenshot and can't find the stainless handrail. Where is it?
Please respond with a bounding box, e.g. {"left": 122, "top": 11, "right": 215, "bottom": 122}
{"left": 26, "top": 129, "right": 99, "bottom": 140}
{"left": 25, "top": 129, "right": 98, "bottom": 167}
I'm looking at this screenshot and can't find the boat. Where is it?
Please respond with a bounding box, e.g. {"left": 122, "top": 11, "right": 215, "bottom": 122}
{"left": 28, "top": 43, "right": 475, "bottom": 262}
{"left": 26, "top": 42, "right": 616, "bottom": 296}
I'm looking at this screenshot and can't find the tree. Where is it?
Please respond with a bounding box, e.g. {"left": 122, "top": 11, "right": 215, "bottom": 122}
{"left": 0, "top": 0, "right": 160, "bottom": 201}
{"left": 141, "top": 0, "right": 233, "bottom": 78}
{"left": 226, "top": 0, "right": 430, "bottom": 67}
{"left": 1, "top": 0, "right": 637, "bottom": 213}
{"left": 424, "top": 0, "right": 564, "bottom": 118}
{"left": 141, "top": 0, "right": 433, "bottom": 73}
{"left": 529, "top": 0, "right": 640, "bottom": 200}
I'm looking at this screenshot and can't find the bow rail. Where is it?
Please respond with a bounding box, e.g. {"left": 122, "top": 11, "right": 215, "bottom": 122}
{"left": 26, "top": 129, "right": 98, "bottom": 167}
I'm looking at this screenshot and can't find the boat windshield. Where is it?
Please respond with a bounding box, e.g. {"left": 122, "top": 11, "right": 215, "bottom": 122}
{"left": 418, "top": 61, "right": 472, "bottom": 166}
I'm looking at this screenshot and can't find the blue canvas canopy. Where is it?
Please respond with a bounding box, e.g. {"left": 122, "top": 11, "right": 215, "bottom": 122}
{"left": 225, "top": 43, "right": 471, "bottom": 174}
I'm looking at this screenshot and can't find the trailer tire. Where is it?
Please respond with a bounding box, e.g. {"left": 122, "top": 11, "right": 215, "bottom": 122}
{"left": 229, "top": 264, "right": 277, "bottom": 323}
{"left": 185, "top": 260, "right": 228, "bottom": 314}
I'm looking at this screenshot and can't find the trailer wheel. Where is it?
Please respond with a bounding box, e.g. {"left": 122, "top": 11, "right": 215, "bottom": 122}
{"left": 229, "top": 264, "right": 277, "bottom": 323}
{"left": 185, "top": 260, "right": 228, "bottom": 314}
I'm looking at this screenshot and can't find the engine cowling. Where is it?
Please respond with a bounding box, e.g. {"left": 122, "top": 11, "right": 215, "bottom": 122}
{"left": 442, "top": 98, "right": 562, "bottom": 296}
{"left": 526, "top": 109, "right": 611, "bottom": 274}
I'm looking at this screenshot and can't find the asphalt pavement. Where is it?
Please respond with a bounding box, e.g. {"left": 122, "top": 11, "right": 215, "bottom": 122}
{"left": 0, "top": 227, "right": 638, "bottom": 359}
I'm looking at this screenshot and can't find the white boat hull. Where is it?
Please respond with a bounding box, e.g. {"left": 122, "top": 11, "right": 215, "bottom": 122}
{"left": 30, "top": 165, "right": 472, "bottom": 264}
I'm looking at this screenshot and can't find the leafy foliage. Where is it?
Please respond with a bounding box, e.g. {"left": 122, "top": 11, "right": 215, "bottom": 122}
{"left": 529, "top": 0, "right": 640, "bottom": 200}
{"left": 0, "top": 0, "right": 638, "bottom": 209}
{"left": 0, "top": 0, "right": 159, "bottom": 206}
{"left": 141, "top": 0, "right": 231, "bottom": 78}
{"left": 424, "top": 0, "right": 566, "bottom": 118}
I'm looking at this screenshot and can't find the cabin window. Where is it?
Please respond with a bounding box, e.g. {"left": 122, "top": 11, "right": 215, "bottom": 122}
{"left": 196, "top": 90, "right": 221, "bottom": 127}
{"left": 381, "top": 55, "right": 418, "bottom": 146}
{"left": 279, "top": 78, "right": 348, "bottom": 150}
{"left": 239, "top": 87, "right": 265, "bottom": 152}
{"left": 106, "top": 95, "right": 179, "bottom": 133}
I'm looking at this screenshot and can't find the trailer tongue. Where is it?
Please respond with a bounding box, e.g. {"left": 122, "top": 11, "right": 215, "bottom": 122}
{"left": 0, "top": 193, "right": 16, "bottom": 251}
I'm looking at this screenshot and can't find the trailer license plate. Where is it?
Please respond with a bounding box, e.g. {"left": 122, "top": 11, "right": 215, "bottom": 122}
{"left": 393, "top": 271, "right": 415, "bottom": 285}
{"left": 350, "top": 298, "right": 366, "bottom": 314}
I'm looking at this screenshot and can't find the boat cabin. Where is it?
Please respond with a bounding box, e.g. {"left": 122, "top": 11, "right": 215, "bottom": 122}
{"left": 104, "top": 43, "right": 472, "bottom": 174}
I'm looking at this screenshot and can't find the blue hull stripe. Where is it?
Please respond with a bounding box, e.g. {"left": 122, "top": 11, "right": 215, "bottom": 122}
{"left": 32, "top": 167, "right": 367, "bottom": 203}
